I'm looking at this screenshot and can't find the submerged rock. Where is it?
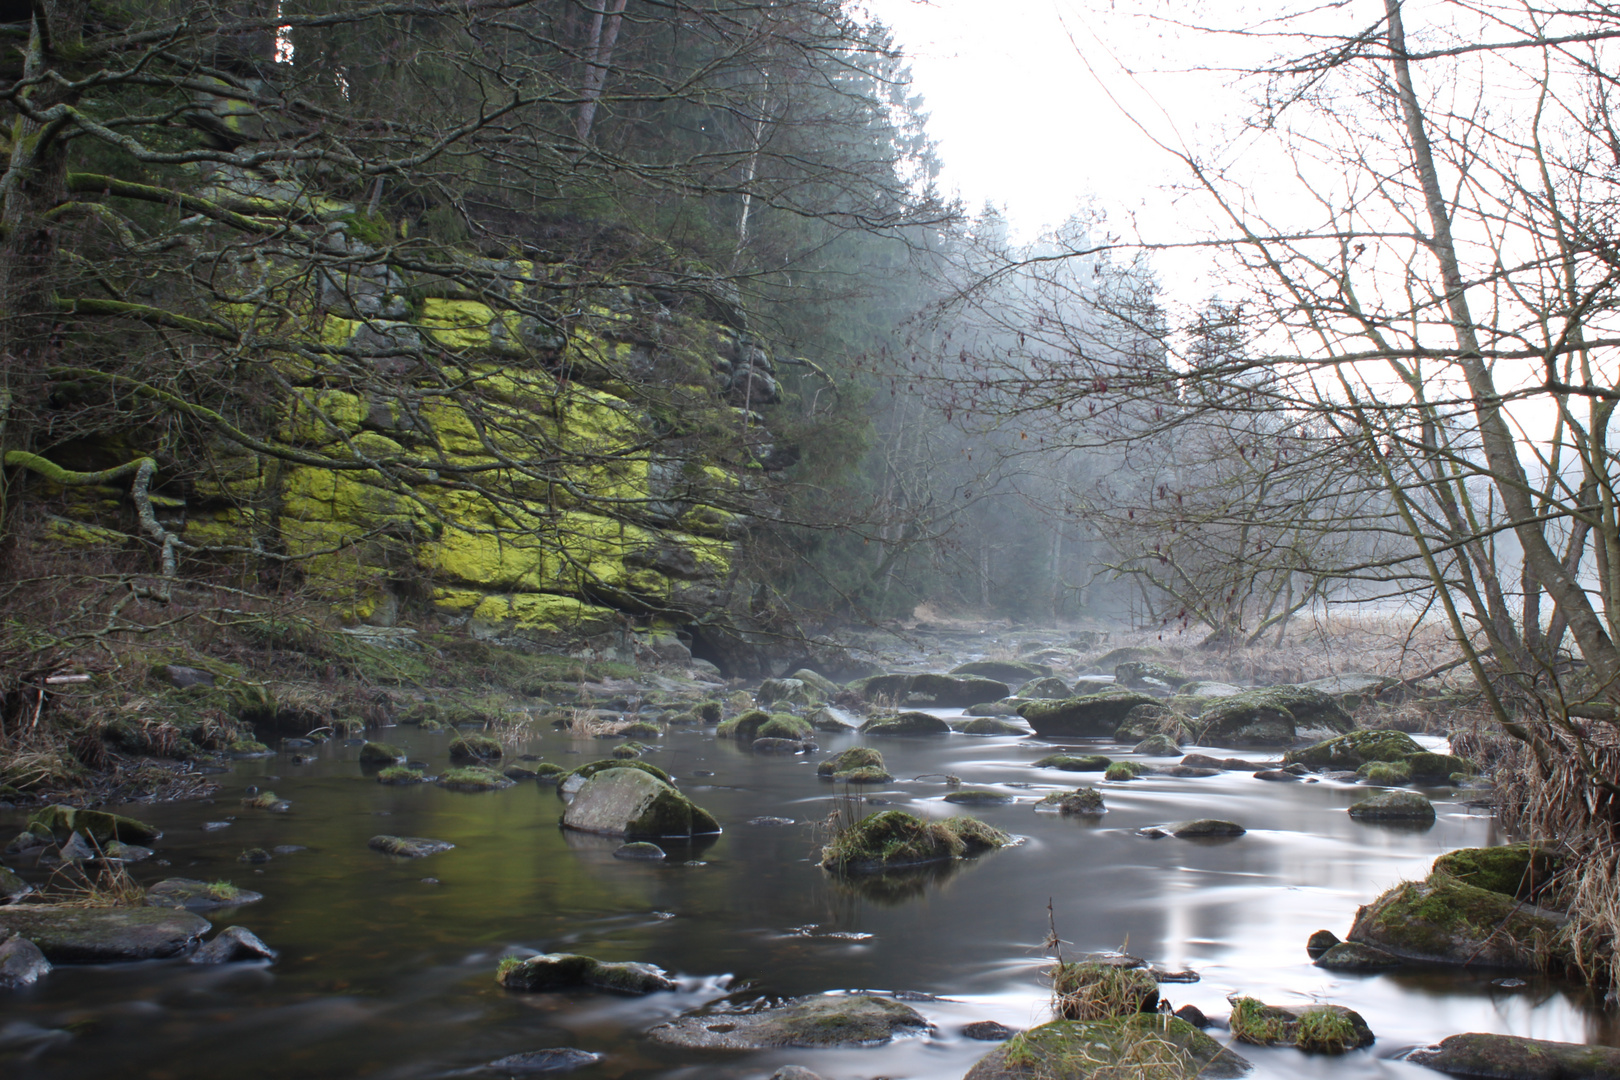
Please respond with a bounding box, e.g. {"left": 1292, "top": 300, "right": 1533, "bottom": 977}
{"left": 819, "top": 810, "right": 1009, "bottom": 873}
{"left": 613, "top": 842, "right": 666, "bottom": 860}
{"left": 647, "top": 992, "right": 927, "bottom": 1049}
{"left": 1035, "top": 788, "right": 1106, "bottom": 814}
{"left": 1033, "top": 754, "right": 1111, "bottom": 772}
{"left": 860, "top": 711, "right": 951, "bottom": 736}
{"left": 1314, "top": 942, "right": 1402, "bottom": 971}
{"left": 560, "top": 766, "right": 720, "bottom": 839}
{"left": 0, "top": 907, "right": 210, "bottom": 962}
{"left": 1347, "top": 790, "right": 1435, "bottom": 821}
{"left": 189, "top": 925, "right": 277, "bottom": 964}
{"left": 1407, "top": 1033, "right": 1620, "bottom": 1079}
{"left": 145, "top": 878, "right": 263, "bottom": 910}
{"left": 1285, "top": 729, "right": 1424, "bottom": 769}
{"left": 1019, "top": 690, "right": 1157, "bottom": 737}
{"left": 962, "top": 1016, "right": 1251, "bottom": 1079}
{"left": 751, "top": 737, "right": 808, "bottom": 754}
{"left": 1140, "top": 820, "right": 1246, "bottom": 839}
{"left": 944, "top": 790, "right": 1015, "bottom": 806}
{"left": 369, "top": 835, "right": 454, "bottom": 858}
{"left": 0, "top": 932, "right": 50, "bottom": 988}
{"left": 1348, "top": 875, "right": 1569, "bottom": 968}
{"left": 479, "top": 1048, "right": 604, "bottom": 1075}
{"left": 499, "top": 952, "right": 676, "bottom": 994}
{"left": 1229, "top": 998, "right": 1374, "bottom": 1053}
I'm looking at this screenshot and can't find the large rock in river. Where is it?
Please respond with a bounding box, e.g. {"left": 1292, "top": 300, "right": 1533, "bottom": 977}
{"left": 819, "top": 810, "right": 1009, "bottom": 874}
{"left": 648, "top": 993, "right": 927, "bottom": 1049}
{"left": 0, "top": 930, "right": 50, "bottom": 987}
{"left": 1018, "top": 690, "right": 1157, "bottom": 737}
{"left": 561, "top": 767, "right": 719, "bottom": 839}
{"left": 0, "top": 907, "right": 210, "bottom": 962}
{"left": 1408, "top": 1033, "right": 1620, "bottom": 1079}
{"left": 963, "top": 1016, "right": 1251, "bottom": 1079}
{"left": 906, "top": 673, "right": 1010, "bottom": 707}
{"left": 27, "top": 805, "right": 161, "bottom": 845}
{"left": 1348, "top": 875, "right": 1569, "bottom": 969}
{"left": 499, "top": 952, "right": 676, "bottom": 994}
{"left": 1432, "top": 844, "right": 1561, "bottom": 901}
{"left": 1198, "top": 686, "right": 1355, "bottom": 745}
{"left": 1285, "top": 729, "right": 1424, "bottom": 768}
{"left": 951, "top": 660, "right": 1052, "bottom": 685}
{"left": 860, "top": 711, "right": 950, "bottom": 736}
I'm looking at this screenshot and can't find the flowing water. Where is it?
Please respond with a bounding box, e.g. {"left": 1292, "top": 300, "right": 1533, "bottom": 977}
{"left": 1, "top": 715, "right": 1615, "bottom": 1080}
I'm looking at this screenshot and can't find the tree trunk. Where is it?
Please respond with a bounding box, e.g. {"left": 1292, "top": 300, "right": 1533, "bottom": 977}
{"left": 575, "top": 0, "right": 629, "bottom": 144}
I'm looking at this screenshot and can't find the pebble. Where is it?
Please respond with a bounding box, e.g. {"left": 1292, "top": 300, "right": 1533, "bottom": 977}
{"left": 202, "top": 822, "right": 230, "bottom": 831}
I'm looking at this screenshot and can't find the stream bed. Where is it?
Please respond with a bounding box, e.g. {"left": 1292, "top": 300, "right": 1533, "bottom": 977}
{"left": 2, "top": 715, "right": 1615, "bottom": 1079}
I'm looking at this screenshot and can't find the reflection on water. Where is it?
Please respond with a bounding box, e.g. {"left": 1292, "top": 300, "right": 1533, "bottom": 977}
{"left": 0, "top": 719, "right": 1614, "bottom": 1080}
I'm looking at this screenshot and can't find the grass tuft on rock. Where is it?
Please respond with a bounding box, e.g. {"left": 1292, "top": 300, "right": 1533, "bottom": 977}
{"left": 819, "top": 810, "right": 1010, "bottom": 874}
{"left": 1050, "top": 962, "right": 1159, "bottom": 1020}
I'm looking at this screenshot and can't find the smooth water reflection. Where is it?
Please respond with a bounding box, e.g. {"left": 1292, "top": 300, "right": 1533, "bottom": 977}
{"left": 0, "top": 716, "right": 1612, "bottom": 1080}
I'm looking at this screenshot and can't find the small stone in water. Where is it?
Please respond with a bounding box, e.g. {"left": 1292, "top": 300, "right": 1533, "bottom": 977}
{"left": 1306, "top": 929, "right": 1340, "bottom": 957}
{"left": 483, "top": 1048, "right": 604, "bottom": 1074}
{"left": 693, "top": 769, "right": 714, "bottom": 776}
{"left": 747, "top": 817, "right": 795, "bottom": 826}
{"left": 1175, "top": 1004, "right": 1209, "bottom": 1028}
{"left": 421, "top": 878, "right": 440, "bottom": 886}
{"left": 1492, "top": 977, "right": 1527, "bottom": 988}
{"left": 202, "top": 822, "right": 230, "bottom": 831}
{"left": 653, "top": 911, "right": 676, "bottom": 920}
{"left": 271, "top": 845, "right": 306, "bottom": 855}
{"left": 614, "top": 842, "right": 666, "bottom": 861}
{"left": 1254, "top": 770, "right": 1298, "bottom": 782}
{"left": 962, "top": 1021, "right": 1019, "bottom": 1041}
{"left": 238, "top": 848, "right": 271, "bottom": 864}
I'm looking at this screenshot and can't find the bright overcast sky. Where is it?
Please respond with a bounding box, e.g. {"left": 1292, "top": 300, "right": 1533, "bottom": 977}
{"left": 858, "top": 0, "right": 1254, "bottom": 299}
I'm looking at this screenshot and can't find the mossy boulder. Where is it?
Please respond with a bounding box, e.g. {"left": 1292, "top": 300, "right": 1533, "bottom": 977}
{"left": 1113, "top": 661, "right": 1189, "bottom": 689}
{"left": 1347, "top": 875, "right": 1570, "bottom": 968}
{"left": 716, "top": 708, "right": 771, "bottom": 739}
{"left": 1104, "top": 761, "right": 1145, "bottom": 781}
{"left": 817, "top": 747, "right": 888, "bottom": 781}
{"left": 1406, "top": 751, "right": 1474, "bottom": 783}
{"left": 1193, "top": 693, "right": 1295, "bottom": 745}
{"left": 498, "top": 952, "right": 676, "bottom": 994}
{"left": 1114, "top": 703, "right": 1194, "bottom": 742}
{"left": 358, "top": 741, "right": 405, "bottom": 764}
{"left": 1348, "top": 790, "right": 1435, "bottom": 821}
{"left": 1035, "top": 788, "right": 1106, "bottom": 814}
{"left": 561, "top": 766, "right": 719, "bottom": 839}
{"left": 787, "top": 669, "right": 841, "bottom": 695}
{"left": 807, "top": 706, "right": 860, "bottom": 731}
{"left": 145, "top": 878, "right": 263, "bottom": 910}
{"left": 436, "top": 766, "right": 514, "bottom": 792}
{"left": 1034, "top": 754, "right": 1112, "bottom": 772}
{"left": 1020, "top": 676, "right": 1073, "bottom": 699}
{"left": 1140, "top": 819, "right": 1245, "bottom": 839}
{"left": 1408, "top": 1033, "right": 1620, "bottom": 1079}
{"left": 962, "top": 1016, "right": 1251, "bottom": 1080}
{"left": 0, "top": 907, "right": 210, "bottom": 962}
{"left": 1133, "top": 734, "right": 1182, "bottom": 756}
{"left": 368, "top": 835, "right": 454, "bottom": 858}
{"left": 951, "top": 660, "right": 1053, "bottom": 684}
{"left": 559, "top": 758, "right": 672, "bottom": 792}
{"left": 819, "top": 810, "right": 1009, "bottom": 873}
{"left": 860, "top": 711, "right": 950, "bottom": 736}
{"left": 1019, "top": 690, "right": 1157, "bottom": 737}
{"left": 27, "top": 805, "right": 160, "bottom": 845}
{"left": 1432, "top": 844, "right": 1561, "bottom": 901}
{"left": 448, "top": 733, "right": 504, "bottom": 762}
{"left": 1285, "top": 729, "right": 1424, "bottom": 769}
{"left": 1356, "top": 761, "right": 1411, "bottom": 785}
{"left": 757, "top": 714, "right": 814, "bottom": 740}
{"left": 1229, "top": 998, "right": 1374, "bottom": 1053}
{"left": 1050, "top": 961, "right": 1160, "bottom": 1019}
{"left": 691, "top": 700, "right": 723, "bottom": 723}
{"left": 834, "top": 765, "right": 892, "bottom": 785}
{"left": 957, "top": 717, "right": 1028, "bottom": 735}
{"left": 648, "top": 993, "right": 927, "bottom": 1049}
{"left": 757, "top": 677, "right": 823, "bottom": 708}
{"left": 846, "top": 672, "right": 914, "bottom": 702}
{"left": 906, "top": 673, "right": 1011, "bottom": 707}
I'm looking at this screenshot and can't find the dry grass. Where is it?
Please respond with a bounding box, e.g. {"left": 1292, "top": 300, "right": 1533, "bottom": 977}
{"left": 36, "top": 845, "right": 147, "bottom": 907}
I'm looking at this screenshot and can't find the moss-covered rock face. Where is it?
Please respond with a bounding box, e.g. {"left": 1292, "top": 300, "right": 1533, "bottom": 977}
{"left": 1113, "top": 661, "right": 1189, "bottom": 689}
{"left": 367, "top": 835, "right": 454, "bottom": 858}
{"left": 962, "top": 1017, "right": 1251, "bottom": 1080}
{"left": 860, "top": 711, "right": 951, "bottom": 736}
{"left": 1285, "top": 729, "right": 1425, "bottom": 769}
{"left": 1018, "top": 691, "right": 1158, "bottom": 737}
{"left": 1114, "top": 704, "right": 1193, "bottom": 743}
{"left": 819, "top": 810, "right": 1010, "bottom": 873}
{"left": 1035, "top": 788, "right": 1106, "bottom": 814}
{"left": 756, "top": 714, "right": 813, "bottom": 740}
{"left": 1356, "top": 760, "right": 1411, "bottom": 785}
{"left": 1409, "top": 1034, "right": 1620, "bottom": 1079}
{"left": 757, "top": 678, "right": 823, "bottom": 708}
{"left": 1348, "top": 875, "right": 1570, "bottom": 968}
{"left": 1405, "top": 751, "right": 1474, "bottom": 783}
{"left": 498, "top": 952, "right": 676, "bottom": 994}
{"left": 1103, "top": 762, "right": 1145, "bottom": 782}
{"left": 1020, "top": 676, "right": 1072, "bottom": 700}
{"left": 716, "top": 709, "right": 772, "bottom": 740}
{"left": 560, "top": 766, "right": 720, "bottom": 839}
{"left": 648, "top": 993, "right": 928, "bottom": 1049}
{"left": 1432, "top": 844, "right": 1561, "bottom": 901}
{"left": 958, "top": 717, "right": 1028, "bottom": 735}
{"left": 559, "top": 758, "right": 672, "bottom": 790}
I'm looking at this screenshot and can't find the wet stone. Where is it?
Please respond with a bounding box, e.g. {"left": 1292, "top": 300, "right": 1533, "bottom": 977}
{"left": 0, "top": 907, "right": 210, "bottom": 962}
{"left": 189, "top": 926, "right": 278, "bottom": 964}
{"left": 944, "top": 790, "right": 1015, "bottom": 806}
{"left": 145, "top": 878, "right": 263, "bottom": 911}
{"left": 962, "top": 1021, "right": 1020, "bottom": 1041}
{"left": 499, "top": 952, "right": 676, "bottom": 994}
{"left": 614, "top": 842, "right": 667, "bottom": 860}
{"left": 480, "top": 1048, "right": 604, "bottom": 1075}
{"left": 1348, "top": 790, "right": 1436, "bottom": 821}
{"left": 369, "top": 835, "right": 454, "bottom": 858}
{"left": 1315, "top": 941, "right": 1402, "bottom": 971}
{"left": 1306, "top": 929, "right": 1340, "bottom": 957}
{"left": 647, "top": 992, "right": 928, "bottom": 1049}
{"left": 0, "top": 865, "right": 33, "bottom": 902}
{"left": 0, "top": 933, "right": 50, "bottom": 988}
{"left": 1253, "top": 769, "right": 1298, "bottom": 782}
{"left": 1409, "top": 1033, "right": 1620, "bottom": 1079}
{"left": 1140, "top": 820, "right": 1245, "bottom": 839}
{"left": 746, "top": 817, "right": 795, "bottom": 826}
